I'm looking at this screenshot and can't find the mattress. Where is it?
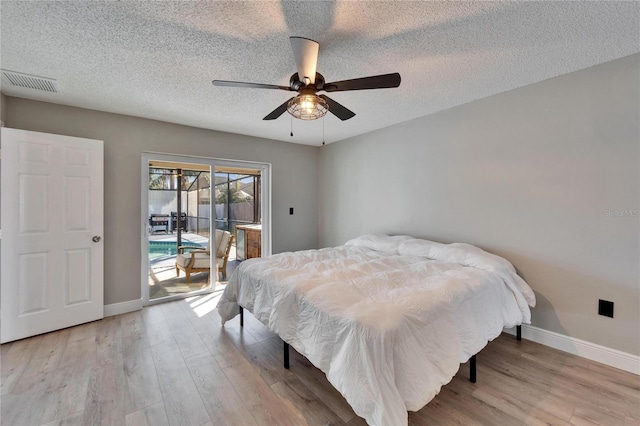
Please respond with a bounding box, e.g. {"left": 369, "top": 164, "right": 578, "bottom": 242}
{"left": 217, "top": 234, "right": 536, "bottom": 425}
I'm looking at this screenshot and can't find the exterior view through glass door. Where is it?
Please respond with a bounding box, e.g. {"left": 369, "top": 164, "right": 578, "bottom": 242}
{"left": 141, "top": 153, "right": 270, "bottom": 306}
{"left": 214, "top": 167, "right": 262, "bottom": 264}
{"left": 147, "top": 160, "right": 212, "bottom": 301}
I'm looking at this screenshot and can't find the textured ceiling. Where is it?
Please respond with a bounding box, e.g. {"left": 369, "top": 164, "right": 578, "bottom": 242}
{"left": 1, "top": 1, "right": 638, "bottom": 146}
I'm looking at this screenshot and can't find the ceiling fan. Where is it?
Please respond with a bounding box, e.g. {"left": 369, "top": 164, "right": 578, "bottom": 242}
{"left": 212, "top": 37, "right": 401, "bottom": 121}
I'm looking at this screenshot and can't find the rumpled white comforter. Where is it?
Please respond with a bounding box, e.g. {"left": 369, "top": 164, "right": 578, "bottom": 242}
{"left": 217, "top": 235, "right": 536, "bottom": 426}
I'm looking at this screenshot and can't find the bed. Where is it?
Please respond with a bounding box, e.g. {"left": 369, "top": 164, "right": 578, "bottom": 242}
{"left": 217, "top": 234, "right": 536, "bottom": 425}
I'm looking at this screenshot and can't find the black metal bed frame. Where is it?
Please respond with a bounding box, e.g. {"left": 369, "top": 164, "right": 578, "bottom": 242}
{"left": 238, "top": 305, "right": 522, "bottom": 382}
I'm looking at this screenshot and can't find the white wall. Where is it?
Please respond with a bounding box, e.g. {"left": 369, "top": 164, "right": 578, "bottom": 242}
{"left": 149, "top": 191, "right": 181, "bottom": 215}
{"left": 4, "top": 98, "right": 319, "bottom": 305}
{"left": 319, "top": 54, "right": 640, "bottom": 355}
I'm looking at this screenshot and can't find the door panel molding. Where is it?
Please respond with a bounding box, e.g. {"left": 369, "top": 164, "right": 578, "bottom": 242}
{"left": 1, "top": 128, "right": 104, "bottom": 343}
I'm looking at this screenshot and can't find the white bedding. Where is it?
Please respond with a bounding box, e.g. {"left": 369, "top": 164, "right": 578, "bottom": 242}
{"left": 217, "top": 235, "right": 536, "bottom": 426}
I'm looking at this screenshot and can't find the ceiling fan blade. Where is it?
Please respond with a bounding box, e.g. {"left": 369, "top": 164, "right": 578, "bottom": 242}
{"left": 212, "top": 80, "right": 290, "bottom": 91}
{"left": 319, "top": 95, "right": 356, "bottom": 121}
{"left": 263, "top": 97, "right": 294, "bottom": 120}
{"left": 323, "top": 73, "right": 401, "bottom": 92}
{"left": 290, "top": 37, "right": 319, "bottom": 85}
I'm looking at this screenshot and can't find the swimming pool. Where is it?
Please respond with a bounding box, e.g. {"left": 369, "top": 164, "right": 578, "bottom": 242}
{"left": 148, "top": 241, "right": 206, "bottom": 259}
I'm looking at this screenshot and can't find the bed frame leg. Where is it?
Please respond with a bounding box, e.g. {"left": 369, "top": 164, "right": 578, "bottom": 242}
{"left": 283, "top": 341, "right": 290, "bottom": 369}
{"left": 516, "top": 325, "right": 521, "bottom": 341}
{"left": 239, "top": 306, "right": 244, "bottom": 327}
{"left": 470, "top": 355, "right": 476, "bottom": 383}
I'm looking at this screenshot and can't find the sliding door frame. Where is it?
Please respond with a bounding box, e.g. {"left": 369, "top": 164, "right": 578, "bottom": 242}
{"left": 140, "top": 152, "right": 271, "bottom": 306}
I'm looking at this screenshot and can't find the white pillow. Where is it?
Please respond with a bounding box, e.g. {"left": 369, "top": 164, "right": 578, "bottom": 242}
{"left": 344, "top": 234, "right": 413, "bottom": 254}
{"left": 397, "top": 238, "right": 444, "bottom": 258}
{"left": 428, "top": 242, "right": 536, "bottom": 308}
{"left": 429, "top": 243, "right": 515, "bottom": 273}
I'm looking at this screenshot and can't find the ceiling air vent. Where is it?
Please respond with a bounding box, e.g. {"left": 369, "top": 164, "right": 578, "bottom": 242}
{"left": 1, "top": 70, "right": 59, "bottom": 93}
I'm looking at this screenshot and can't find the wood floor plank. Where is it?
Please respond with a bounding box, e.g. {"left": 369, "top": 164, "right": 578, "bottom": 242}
{"left": 1, "top": 295, "right": 637, "bottom": 426}
{"left": 587, "top": 360, "right": 640, "bottom": 390}
{"left": 180, "top": 293, "right": 221, "bottom": 323}
{"left": 1, "top": 340, "right": 13, "bottom": 358}
{"left": 237, "top": 311, "right": 277, "bottom": 343}
{"left": 122, "top": 334, "right": 163, "bottom": 415}
{"left": 57, "top": 335, "right": 98, "bottom": 370}
{"left": 469, "top": 379, "right": 570, "bottom": 426}
{"left": 185, "top": 351, "right": 259, "bottom": 426}
{"left": 68, "top": 321, "right": 98, "bottom": 343}
{"left": 271, "top": 376, "right": 347, "bottom": 426}
{"left": 149, "top": 339, "right": 210, "bottom": 426}
{"left": 242, "top": 340, "right": 294, "bottom": 386}
{"left": 346, "top": 415, "right": 369, "bottom": 426}
{"left": 179, "top": 299, "right": 250, "bottom": 369}
{"left": 472, "top": 364, "right": 575, "bottom": 421}
{"left": 162, "top": 304, "right": 209, "bottom": 360}
{"left": 39, "top": 362, "right": 91, "bottom": 424}
{"left": 96, "top": 316, "right": 123, "bottom": 366}
{"left": 218, "top": 315, "right": 262, "bottom": 348}
{"left": 211, "top": 338, "right": 248, "bottom": 369}
{"left": 570, "top": 402, "right": 630, "bottom": 426}
{"left": 289, "top": 352, "right": 357, "bottom": 423}
{"left": 1, "top": 334, "right": 43, "bottom": 395}
{"left": 625, "top": 416, "right": 640, "bottom": 426}
{"left": 124, "top": 402, "right": 169, "bottom": 426}
{"left": 408, "top": 392, "right": 480, "bottom": 426}
{"left": 222, "top": 356, "right": 307, "bottom": 426}
{"left": 0, "top": 379, "right": 49, "bottom": 425}
{"left": 141, "top": 304, "right": 174, "bottom": 347}
{"left": 178, "top": 299, "right": 233, "bottom": 344}
{"left": 238, "top": 330, "right": 357, "bottom": 423}
{"left": 40, "top": 410, "right": 84, "bottom": 426}
{"left": 83, "top": 358, "right": 127, "bottom": 425}
{"left": 28, "top": 328, "right": 70, "bottom": 366}
{"left": 120, "top": 311, "right": 150, "bottom": 348}
{"left": 437, "top": 376, "right": 524, "bottom": 426}
{"left": 5, "top": 332, "right": 85, "bottom": 426}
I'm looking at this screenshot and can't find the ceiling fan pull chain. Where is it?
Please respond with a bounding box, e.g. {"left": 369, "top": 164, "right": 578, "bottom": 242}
{"left": 322, "top": 116, "right": 325, "bottom": 146}
{"left": 290, "top": 115, "right": 293, "bottom": 137}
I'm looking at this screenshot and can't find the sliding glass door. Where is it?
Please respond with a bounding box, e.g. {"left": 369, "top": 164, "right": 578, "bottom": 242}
{"left": 141, "top": 153, "right": 271, "bottom": 306}
{"left": 146, "top": 160, "right": 212, "bottom": 302}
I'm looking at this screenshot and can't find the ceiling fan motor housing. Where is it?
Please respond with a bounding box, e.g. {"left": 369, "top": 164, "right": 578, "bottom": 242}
{"left": 290, "top": 72, "right": 325, "bottom": 92}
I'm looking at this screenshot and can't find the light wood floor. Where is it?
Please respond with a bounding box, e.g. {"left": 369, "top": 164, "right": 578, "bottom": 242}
{"left": 2, "top": 293, "right": 638, "bottom": 426}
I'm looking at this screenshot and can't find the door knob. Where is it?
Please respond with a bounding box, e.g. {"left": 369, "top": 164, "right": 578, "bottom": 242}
{"left": 92, "top": 236, "right": 101, "bottom": 242}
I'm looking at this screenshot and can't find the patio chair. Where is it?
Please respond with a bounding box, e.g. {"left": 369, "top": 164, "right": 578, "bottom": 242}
{"left": 175, "top": 230, "right": 234, "bottom": 283}
{"left": 216, "top": 232, "right": 235, "bottom": 280}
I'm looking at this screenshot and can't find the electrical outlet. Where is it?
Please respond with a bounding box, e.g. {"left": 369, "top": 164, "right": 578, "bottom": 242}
{"left": 598, "top": 299, "right": 614, "bottom": 318}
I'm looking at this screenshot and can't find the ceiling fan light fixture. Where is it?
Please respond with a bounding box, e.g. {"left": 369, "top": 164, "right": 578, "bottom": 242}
{"left": 213, "top": 37, "right": 400, "bottom": 122}
{"left": 287, "top": 94, "right": 328, "bottom": 120}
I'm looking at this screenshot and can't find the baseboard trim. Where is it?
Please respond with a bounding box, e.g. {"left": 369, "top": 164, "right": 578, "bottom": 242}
{"left": 504, "top": 324, "right": 639, "bottom": 375}
{"left": 104, "top": 298, "right": 143, "bottom": 317}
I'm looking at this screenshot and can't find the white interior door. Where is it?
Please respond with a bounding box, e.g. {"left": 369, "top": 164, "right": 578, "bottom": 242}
{"left": 1, "top": 128, "right": 104, "bottom": 343}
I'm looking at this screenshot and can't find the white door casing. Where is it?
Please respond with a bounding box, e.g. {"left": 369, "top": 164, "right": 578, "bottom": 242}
{"left": 1, "top": 128, "right": 104, "bottom": 343}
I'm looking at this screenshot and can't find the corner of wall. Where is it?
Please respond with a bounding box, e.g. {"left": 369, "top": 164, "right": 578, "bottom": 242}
{"left": 1, "top": 92, "right": 6, "bottom": 126}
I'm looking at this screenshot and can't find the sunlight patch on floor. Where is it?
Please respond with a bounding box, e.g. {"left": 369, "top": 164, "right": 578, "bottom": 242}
{"left": 187, "top": 291, "right": 224, "bottom": 318}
